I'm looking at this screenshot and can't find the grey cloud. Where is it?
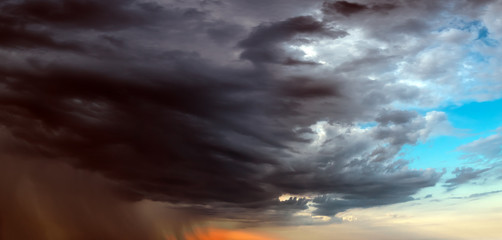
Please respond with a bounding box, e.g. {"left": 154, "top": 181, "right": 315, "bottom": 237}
{"left": 376, "top": 110, "right": 419, "bottom": 125}
{"left": 238, "top": 15, "right": 347, "bottom": 65}
{"left": 449, "top": 190, "right": 502, "bottom": 200}
{"left": 313, "top": 194, "right": 413, "bottom": 216}
{"left": 266, "top": 113, "right": 445, "bottom": 212}
{"left": 222, "top": 0, "right": 321, "bottom": 23}
{"left": 323, "top": 1, "right": 368, "bottom": 17}
{"left": 373, "top": 111, "right": 446, "bottom": 146}
{"left": 276, "top": 197, "right": 310, "bottom": 211}
{"left": 458, "top": 132, "right": 502, "bottom": 160}
{"left": 0, "top": 0, "right": 456, "bottom": 227}
{"left": 466, "top": 190, "right": 502, "bottom": 198}
{"left": 206, "top": 21, "right": 246, "bottom": 44}
{"left": 322, "top": 1, "right": 396, "bottom": 17}
{"left": 0, "top": 14, "right": 84, "bottom": 52}
{"left": 2, "top": 0, "right": 168, "bottom": 31}
{"left": 444, "top": 167, "right": 490, "bottom": 190}
{"left": 320, "top": 1, "right": 471, "bottom": 41}
{"left": 277, "top": 77, "right": 339, "bottom": 99}
{"left": 392, "top": 18, "right": 430, "bottom": 36}
{"left": 283, "top": 57, "right": 321, "bottom": 66}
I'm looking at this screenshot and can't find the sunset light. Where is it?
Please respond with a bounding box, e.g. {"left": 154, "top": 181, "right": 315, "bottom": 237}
{"left": 181, "top": 228, "right": 280, "bottom": 240}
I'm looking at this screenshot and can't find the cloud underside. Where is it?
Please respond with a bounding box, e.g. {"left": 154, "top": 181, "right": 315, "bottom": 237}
{"left": 2, "top": 0, "right": 498, "bottom": 224}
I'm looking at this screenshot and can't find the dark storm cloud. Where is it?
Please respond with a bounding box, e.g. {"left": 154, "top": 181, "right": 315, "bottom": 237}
{"left": 206, "top": 21, "right": 246, "bottom": 44}
{"left": 444, "top": 167, "right": 489, "bottom": 190}
{"left": 1, "top": 0, "right": 166, "bottom": 31}
{"left": 322, "top": 1, "right": 397, "bottom": 17}
{"left": 282, "top": 57, "right": 321, "bottom": 66}
{"left": 0, "top": 60, "right": 283, "bottom": 205}
{"left": 278, "top": 77, "right": 338, "bottom": 99}
{"left": 320, "top": 0, "right": 457, "bottom": 42}
{"left": 0, "top": 0, "right": 167, "bottom": 53}
{"left": 0, "top": 0, "right": 451, "bottom": 227}
{"left": 238, "top": 15, "right": 346, "bottom": 65}
{"left": 0, "top": 14, "right": 83, "bottom": 51}
{"left": 322, "top": 1, "right": 368, "bottom": 16}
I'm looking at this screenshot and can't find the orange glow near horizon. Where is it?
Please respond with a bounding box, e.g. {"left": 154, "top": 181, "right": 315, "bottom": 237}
{"left": 178, "top": 228, "right": 281, "bottom": 240}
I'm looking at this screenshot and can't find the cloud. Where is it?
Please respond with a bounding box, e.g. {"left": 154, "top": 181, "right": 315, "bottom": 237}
{"left": 238, "top": 15, "right": 346, "bottom": 65}
{"left": 458, "top": 131, "right": 502, "bottom": 160}
{"left": 277, "top": 77, "right": 339, "bottom": 98}
{"left": 2, "top": 0, "right": 168, "bottom": 31}
{"left": 466, "top": 190, "right": 502, "bottom": 198}
{"left": 376, "top": 110, "right": 419, "bottom": 126}
{"left": 314, "top": 0, "right": 502, "bottom": 105}
{"left": 312, "top": 194, "right": 414, "bottom": 216}
{"left": 444, "top": 167, "right": 490, "bottom": 190}
{"left": 0, "top": 14, "right": 84, "bottom": 51}
{"left": 1, "top": 0, "right": 484, "bottom": 229}
{"left": 322, "top": 1, "right": 396, "bottom": 17}
{"left": 206, "top": 21, "right": 246, "bottom": 44}
{"left": 449, "top": 190, "right": 502, "bottom": 200}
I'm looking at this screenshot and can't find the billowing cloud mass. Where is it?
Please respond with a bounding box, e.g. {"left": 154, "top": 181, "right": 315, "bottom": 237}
{"left": 2, "top": 0, "right": 502, "bottom": 237}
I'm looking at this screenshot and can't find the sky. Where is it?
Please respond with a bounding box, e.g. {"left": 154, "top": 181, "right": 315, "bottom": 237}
{"left": 0, "top": 0, "right": 502, "bottom": 240}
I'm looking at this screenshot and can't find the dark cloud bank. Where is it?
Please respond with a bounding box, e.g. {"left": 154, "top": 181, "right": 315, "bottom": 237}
{"left": 2, "top": 0, "right": 493, "bottom": 238}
